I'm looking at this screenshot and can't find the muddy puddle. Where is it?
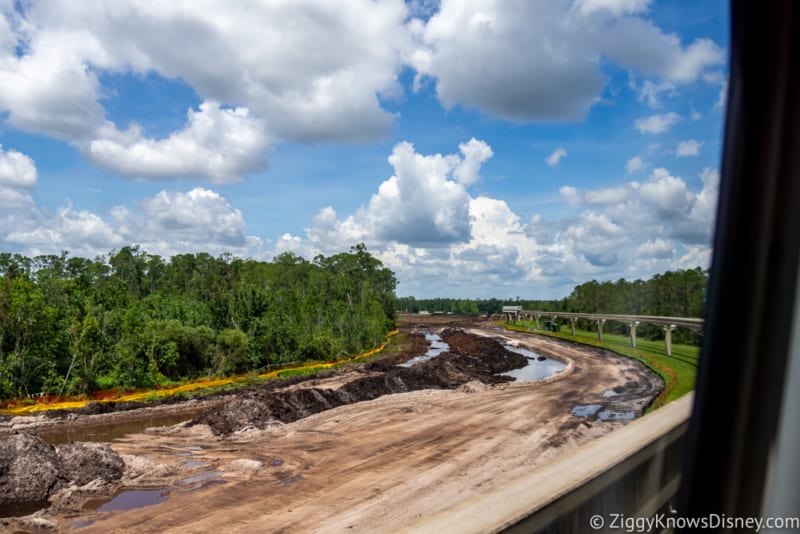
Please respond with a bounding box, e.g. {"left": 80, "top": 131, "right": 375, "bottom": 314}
{"left": 176, "top": 471, "right": 225, "bottom": 492}
{"left": 38, "top": 412, "right": 199, "bottom": 445}
{"left": 499, "top": 344, "right": 567, "bottom": 382}
{"left": 571, "top": 404, "right": 636, "bottom": 421}
{"left": 182, "top": 460, "right": 209, "bottom": 468}
{"left": 399, "top": 333, "right": 449, "bottom": 367}
{"left": 87, "top": 488, "right": 169, "bottom": 513}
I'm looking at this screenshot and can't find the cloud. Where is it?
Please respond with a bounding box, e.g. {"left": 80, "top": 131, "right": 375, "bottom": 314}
{"left": 598, "top": 18, "right": 725, "bottom": 84}
{"left": 453, "top": 138, "right": 493, "bottom": 185}
{"left": 304, "top": 139, "right": 491, "bottom": 250}
{"left": 0, "top": 0, "right": 727, "bottom": 184}
{"left": 0, "top": 146, "right": 37, "bottom": 209}
{"left": 634, "top": 112, "right": 681, "bottom": 134}
{"left": 0, "top": 186, "right": 34, "bottom": 209}
{"left": 267, "top": 138, "right": 720, "bottom": 297}
{"left": 10, "top": 0, "right": 410, "bottom": 141}
{"left": 632, "top": 167, "right": 718, "bottom": 244}
{"left": 714, "top": 80, "right": 728, "bottom": 111}
{"left": 665, "top": 38, "right": 726, "bottom": 83}
{"left": 0, "top": 0, "right": 411, "bottom": 181}
{"left": 410, "top": 0, "right": 607, "bottom": 121}
{"left": 675, "top": 139, "right": 702, "bottom": 157}
{"left": 561, "top": 210, "right": 628, "bottom": 266}
{"left": 87, "top": 101, "right": 270, "bottom": 183}
{"left": 636, "top": 238, "right": 674, "bottom": 259}
{"left": 688, "top": 167, "right": 720, "bottom": 228}
{"left": 575, "top": 0, "right": 652, "bottom": 17}
{"left": 2, "top": 187, "right": 261, "bottom": 258}
{"left": 626, "top": 155, "right": 645, "bottom": 174}
{"left": 639, "top": 167, "right": 694, "bottom": 215}
{"left": 560, "top": 185, "right": 581, "bottom": 207}
{"left": 632, "top": 78, "right": 675, "bottom": 108}
{"left": 0, "top": 28, "right": 107, "bottom": 141}
{"left": 0, "top": 145, "right": 37, "bottom": 188}
{"left": 584, "top": 185, "right": 630, "bottom": 205}
{"left": 410, "top": 1, "right": 725, "bottom": 123}
{"left": 117, "top": 188, "right": 262, "bottom": 252}
{"left": 546, "top": 147, "right": 568, "bottom": 167}
{"left": 5, "top": 205, "right": 125, "bottom": 257}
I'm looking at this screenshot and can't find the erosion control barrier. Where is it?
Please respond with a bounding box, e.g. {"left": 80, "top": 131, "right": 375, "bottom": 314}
{"left": 1, "top": 330, "right": 399, "bottom": 415}
{"left": 400, "top": 393, "right": 693, "bottom": 534}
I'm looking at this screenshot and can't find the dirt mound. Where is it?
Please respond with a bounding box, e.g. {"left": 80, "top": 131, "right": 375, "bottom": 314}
{"left": 58, "top": 442, "right": 124, "bottom": 487}
{"left": 192, "top": 330, "right": 528, "bottom": 436}
{"left": 0, "top": 432, "right": 124, "bottom": 509}
{"left": 0, "top": 432, "right": 62, "bottom": 506}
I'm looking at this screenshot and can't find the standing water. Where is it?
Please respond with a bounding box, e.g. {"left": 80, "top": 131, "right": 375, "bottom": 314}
{"left": 399, "top": 333, "right": 450, "bottom": 367}
{"left": 499, "top": 344, "right": 566, "bottom": 381}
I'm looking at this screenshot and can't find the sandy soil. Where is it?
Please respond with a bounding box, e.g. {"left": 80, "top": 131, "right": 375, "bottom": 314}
{"left": 3, "top": 320, "right": 662, "bottom": 533}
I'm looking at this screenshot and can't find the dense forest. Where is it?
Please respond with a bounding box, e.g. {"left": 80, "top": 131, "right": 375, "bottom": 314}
{"left": 0, "top": 244, "right": 396, "bottom": 399}
{"left": 1, "top": 250, "right": 706, "bottom": 400}
{"left": 398, "top": 267, "right": 708, "bottom": 343}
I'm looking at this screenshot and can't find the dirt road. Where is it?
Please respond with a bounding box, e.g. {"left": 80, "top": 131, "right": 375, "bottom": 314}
{"left": 3, "top": 320, "right": 662, "bottom": 533}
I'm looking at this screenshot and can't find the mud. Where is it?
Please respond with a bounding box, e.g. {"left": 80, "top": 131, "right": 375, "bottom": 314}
{"left": 0, "top": 432, "right": 123, "bottom": 512}
{"left": 0, "top": 319, "right": 665, "bottom": 533}
{"left": 191, "top": 329, "right": 527, "bottom": 436}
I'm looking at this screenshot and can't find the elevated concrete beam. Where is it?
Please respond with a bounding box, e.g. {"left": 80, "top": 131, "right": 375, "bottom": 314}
{"left": 519, "top": 310, "right": 703, "bottom": 331}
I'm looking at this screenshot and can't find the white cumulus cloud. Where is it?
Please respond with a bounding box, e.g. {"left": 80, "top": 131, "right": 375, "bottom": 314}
{"left": 675, "top": 139, "right": 702, "bottom": 157}
{"left": 626, "top": 155, "right": 645, "bottom": 174}
{"left": 546, "top": 147, "right": 568, "bottom": 167}
{"left": 2, "top": 188, "right": 261, "bottom": 258}
{"left": 639, "top": 167, "right": 694, "bottom": 214}
{"left": 634, "top": 112, "right": 681, "bottom": 134}
{"left": 636, "top": 238, "right": 674, "bottom": 259}
{"left": 0, "top": 145, "right": 37, "bottom": 188}
{"left": 88, "top": 101, "right": 270, "bottom": 183}
{"left": 266, "top": 140, "right": 721, "bottom": 297}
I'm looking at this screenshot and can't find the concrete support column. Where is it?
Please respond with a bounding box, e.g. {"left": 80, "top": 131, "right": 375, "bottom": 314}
{"left": 570, "top": 318, "right": 576, "bottom": 336}
{"left": 629, "top": 321, "right": 640, "bottom": 348}
{"left": 551, "top": 316, "right": 558, "bottom": 333}
{"left": 535, "top": 314, "right": 541, "bottom": 330}
{"left": 597, "top": 319, "right": 606, "bottom": 342}
{"left": 663, "top": 324, "right": 676, "bottom": 356}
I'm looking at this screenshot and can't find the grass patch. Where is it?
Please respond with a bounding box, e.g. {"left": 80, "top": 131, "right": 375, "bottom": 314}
{"left": 502, "top": 322, "right": 699, "bottom": 410}
{"left": 276, "top": 366, "right": 324, "bottom": 379}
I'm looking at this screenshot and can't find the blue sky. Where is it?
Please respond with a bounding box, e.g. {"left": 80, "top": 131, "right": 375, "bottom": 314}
{"left": 0, "top": 0, "right": 728, "bottom": 298}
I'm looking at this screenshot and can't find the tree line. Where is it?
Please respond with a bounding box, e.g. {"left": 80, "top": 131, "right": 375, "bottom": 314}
{"left": 398, "top": 267, "right": 707, "bottom": 343}
{"left": 0, "top": 244, "right": 396, "bottom": 399}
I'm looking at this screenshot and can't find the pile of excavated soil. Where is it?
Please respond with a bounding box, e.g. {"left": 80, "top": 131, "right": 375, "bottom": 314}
{"left": 191, "top": 329, "right": 528, "bottom": 436}
{"left": 0, "top": 432, "right": 124, "bottom": 509}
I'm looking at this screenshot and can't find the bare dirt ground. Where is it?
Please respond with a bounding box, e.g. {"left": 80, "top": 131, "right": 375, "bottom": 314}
{"left": 1, "top": 317, "right": 662, "bottom": 533}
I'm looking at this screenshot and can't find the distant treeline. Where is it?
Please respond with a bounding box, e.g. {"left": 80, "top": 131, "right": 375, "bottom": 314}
{"left": 0, "top": 244, "right": 396, "bottom": 399}
{"left": 398, "top": 267, "right": 708, "bottom": 343}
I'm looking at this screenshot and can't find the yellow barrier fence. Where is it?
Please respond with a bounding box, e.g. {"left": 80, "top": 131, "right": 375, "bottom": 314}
{"left": 1, "top": 330, "right": 399, "bottom": 415}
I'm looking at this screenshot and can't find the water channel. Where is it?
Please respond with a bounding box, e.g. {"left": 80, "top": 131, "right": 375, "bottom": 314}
{"left": 398, "top": 333, "right": 450, "bottom": 367}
